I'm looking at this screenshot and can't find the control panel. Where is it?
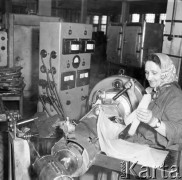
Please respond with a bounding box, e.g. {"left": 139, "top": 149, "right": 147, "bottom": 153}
{"left": 38, "top": 22, "right": 95, "bottom": 121}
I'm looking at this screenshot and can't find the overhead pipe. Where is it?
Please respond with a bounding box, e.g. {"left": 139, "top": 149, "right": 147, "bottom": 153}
{"left": 80, "top": 0, "right": 87, "bottom": 23}
{"left": 168, "top": 0, "right": 177, "bottom": 41}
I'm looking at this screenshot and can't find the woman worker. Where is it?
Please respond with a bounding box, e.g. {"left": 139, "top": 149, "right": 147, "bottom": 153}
{"left": 126, "top": 53, "right": 182, "bottom": 153}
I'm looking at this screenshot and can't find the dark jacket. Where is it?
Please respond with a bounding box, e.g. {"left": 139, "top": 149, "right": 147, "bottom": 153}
{"left": 138, "top": 82, "right": 182, "bottom": 149}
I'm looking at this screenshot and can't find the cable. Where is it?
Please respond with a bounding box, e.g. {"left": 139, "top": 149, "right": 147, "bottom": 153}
{"left": 40, "top": 56, "right": 65, "bottom": 118}
{"left": 49, "top": 55, "right": 66, "bottom": 118}
{"left": 49, "top": 57, "right": 65, "bottom": 113}
{"left": 45, "top": 58, "right": 64, "bottom": 117}
{"left": 39, "top": 95, "right": 51, "bottom": 117}
{"left": 46, "top": 75, "right": 65, "bottom": 118}
{"left": 46, "top": 75, "right": 60, "bottom": 111}
{"left": 45, "top": 86, "right": 63, "bottom": 117}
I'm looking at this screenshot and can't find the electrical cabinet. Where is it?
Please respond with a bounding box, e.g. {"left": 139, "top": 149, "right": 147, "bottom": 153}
{"left": 107, "top": 22, "right": 164, "bottom": 68}
{"left": 38, "top": 22, "right": 94, "bottom": 121}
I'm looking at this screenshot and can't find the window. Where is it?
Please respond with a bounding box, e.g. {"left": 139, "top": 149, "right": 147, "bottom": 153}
{"left": 92, "top": 15, "right": 107, "bottom": 34}
{"left": 145, "top": 14, "right": 155, "bottom": 23}
{"left": 131, "top": 14, "right": 140, "bottom": 23}
{"left": 159, "top": 13, "right": 166, "bottom": 24}
{"left": 101, "top": 15, "right": 107, "bottom": 34}
{"left": 101, "top": 15, "right": 107, "bottom": 24}
{"left": 93, "top": 16, "right": 99, "bottom": 24}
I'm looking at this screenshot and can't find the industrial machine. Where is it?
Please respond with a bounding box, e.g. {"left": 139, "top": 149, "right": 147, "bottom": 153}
{"left": 7, "top": 75, "right": 180, "bottom": 180}
{"left": 34, "top": 75, "right": 145, "bottom": 179}
{"left": 38, "top": 22, "right": 95, "bottom": 121}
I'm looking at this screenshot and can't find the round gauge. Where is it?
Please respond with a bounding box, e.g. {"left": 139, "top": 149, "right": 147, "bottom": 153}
{"left": 51, "top": 67, "right": 56, "bottom": 74}
{"left": 72, "top": 55, "right": 80, "bottom": 68}
{"left": 1, "top": 36, "right": 5, "bottom": 41}
{"left": 40, "top": 65, "right": 46, "bottom": 73}
{"left": 40, "top": 49, "right": 47, "bottom": 58}
{"left": 112, "top": 79, "right": 124, "bottom": 89}
{"left": 50, "top": 51, "right": 57, "bottom": 59}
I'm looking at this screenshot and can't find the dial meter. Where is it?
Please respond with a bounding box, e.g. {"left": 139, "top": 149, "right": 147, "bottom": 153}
{"left": 72, "top": 55, "right": 80, "bottom": 68}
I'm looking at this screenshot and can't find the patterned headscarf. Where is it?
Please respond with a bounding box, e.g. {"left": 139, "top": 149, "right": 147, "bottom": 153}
{"left": 149, "top": 53, "right": 178, "bottom": 87}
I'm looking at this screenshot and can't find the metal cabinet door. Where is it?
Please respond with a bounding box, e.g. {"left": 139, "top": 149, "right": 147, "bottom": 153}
{"left": 122, "top": 25, "right": 142, "bottom": 67}
{"left": 106, "top": 25, "right": 123, "bottom": 64}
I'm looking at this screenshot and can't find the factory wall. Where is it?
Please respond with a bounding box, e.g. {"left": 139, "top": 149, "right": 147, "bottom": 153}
{"left": 3, "top": 0, "right": 182, "bottom": 99}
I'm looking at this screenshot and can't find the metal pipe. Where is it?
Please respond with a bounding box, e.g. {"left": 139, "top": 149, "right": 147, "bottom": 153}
{"left": 17, "top": 117, "right": 38, "bottom": 126}
{"left": 168, "top": 0, "right": 177, "bottom": 41}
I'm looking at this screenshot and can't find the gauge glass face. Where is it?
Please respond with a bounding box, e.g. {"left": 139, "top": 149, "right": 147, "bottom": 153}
{"left": 71, "top": 44, "right": 79, "bottom": 51}
{"left": 86, "top": 43, "right": 94, "bottom": 50}
{"left": 72, "top": 55, "right": 80, "bottom": 68}
{"left": 74, "top": 57, "right": 79, "bottom": 63}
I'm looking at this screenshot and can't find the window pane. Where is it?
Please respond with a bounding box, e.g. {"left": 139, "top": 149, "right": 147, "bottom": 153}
{"left": 132, "top": 14, "right": 140, "bottom": 23}
{"left": 160, "top": 13, "right": 166, "bottom": 24}
{"left": 145, "top": 14, "right": 155, "bottom": 23}
{"left": 101, "top": 25, "right": 106, "bottom": 34}
{"left": 93, "top": 16, "right": 99, "bottom": 24}
{"left": 101, "top": 15, "right": 107, "bottom": 24}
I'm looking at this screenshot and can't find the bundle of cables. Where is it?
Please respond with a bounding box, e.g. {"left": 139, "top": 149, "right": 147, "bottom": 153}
{"left": 39, "top": 50, "right": 66, "bottom": 120}
{"left": 0, "top": 66, "right": 25, "bottom": 96}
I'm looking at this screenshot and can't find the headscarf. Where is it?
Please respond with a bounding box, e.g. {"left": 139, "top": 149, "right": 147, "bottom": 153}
{"left": 149, "top": 53, "right": 178, "bottom": 87}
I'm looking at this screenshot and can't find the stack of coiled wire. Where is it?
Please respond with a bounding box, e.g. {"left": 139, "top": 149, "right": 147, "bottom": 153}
{"left": 0, "top": 66, "right": 25, "bottom": 96}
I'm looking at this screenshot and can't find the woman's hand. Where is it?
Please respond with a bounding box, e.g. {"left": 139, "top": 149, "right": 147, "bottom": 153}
{"left": 125, "top": 79, "right": 139, "bottom": 110}
{"left": 136, "top": 108, "right": 153, "bottom": 124}
{"left": 125, "top": 79, "right": 135, "bottom": 95}
{"left": 136, "top": 108, "right": 166, "bottom": 137}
